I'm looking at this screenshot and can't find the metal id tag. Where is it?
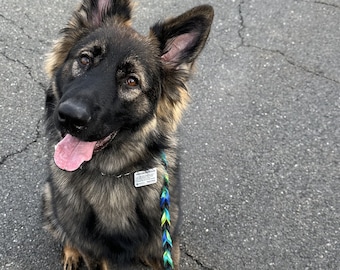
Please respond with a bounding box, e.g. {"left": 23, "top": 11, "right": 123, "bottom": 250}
{"left": 134, "top": 168, "right": 157, "bottom": 187}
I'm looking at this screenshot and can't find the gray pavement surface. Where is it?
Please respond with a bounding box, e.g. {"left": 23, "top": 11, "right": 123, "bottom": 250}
{"left": 0, "top": 0, "right": 339, "bottom": 269}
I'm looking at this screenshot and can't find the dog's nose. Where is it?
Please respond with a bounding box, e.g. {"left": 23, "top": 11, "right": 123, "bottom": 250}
{"left": 58, "top": 101, "right": 91, "bottom": 130}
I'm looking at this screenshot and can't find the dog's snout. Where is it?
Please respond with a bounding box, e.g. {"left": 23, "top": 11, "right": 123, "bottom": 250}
{"left": 58, "top": 101, "right": 91, "bottom": 130}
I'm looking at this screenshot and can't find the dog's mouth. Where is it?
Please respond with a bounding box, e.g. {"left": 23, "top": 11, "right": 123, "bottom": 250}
{"left": 93, "top": 131, "right": 118, "bottom": 152}
{"left": 54, "top": 131, "right": 118, "bottom": 172}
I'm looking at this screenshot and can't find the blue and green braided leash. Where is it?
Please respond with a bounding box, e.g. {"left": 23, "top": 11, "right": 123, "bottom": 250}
{"left": 160, "top": 151, "right": 174, "bottom": 269}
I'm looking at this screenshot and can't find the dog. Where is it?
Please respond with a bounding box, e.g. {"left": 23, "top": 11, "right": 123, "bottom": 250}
{"left": 42, "top": 0, "right": 213, "bottom": 269}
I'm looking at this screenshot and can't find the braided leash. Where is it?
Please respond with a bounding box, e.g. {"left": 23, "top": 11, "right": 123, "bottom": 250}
{"left": 160, "top": 151, "right": 174, "bottom": 269}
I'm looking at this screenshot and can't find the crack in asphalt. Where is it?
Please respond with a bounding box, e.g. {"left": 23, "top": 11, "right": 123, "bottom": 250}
{"left": 0, "top": 50, "right": 46, "bottom": 166}
{"left": 0, "top": 117, "right": 43, "bottom": 165}
{"left": 313, "top": 1, "right": 340, "bottom": 9}
{"left": 244, "top": 44, "right": 340, "bottom": 84}
{"left": 0, "top": 13, "right": 16, "bottom": 26}
{"left": 0, "top": 51, "right": 47, "bottom": 91}
{"left": 0, "top": 10, "right": 49, "bottom": 167}
{"left": 0, "top": 12, "right": 50, "bottom": 51}
{"left": 236, "top": 1, "right": 339, "bottom": 85}
{"left": 1, "top": 51, "right": 31, "bottom": 74}
{"left": 0, "top": 13, "right": 33, "bottom": 41}
{"left": 184, "top": 251, "right": 214, "bottom": 270}
{"left": 237, "top": 0, "right": 245, "bottom": 47}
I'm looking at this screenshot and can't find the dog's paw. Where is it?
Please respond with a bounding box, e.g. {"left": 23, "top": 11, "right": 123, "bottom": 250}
{"left": 63, "top": 246, "right": 81, "bottom": 270}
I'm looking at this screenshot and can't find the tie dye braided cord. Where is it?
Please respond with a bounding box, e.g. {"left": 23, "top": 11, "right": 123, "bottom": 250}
{"left": 160, "top": 151, "right": 174, "bottom": 269}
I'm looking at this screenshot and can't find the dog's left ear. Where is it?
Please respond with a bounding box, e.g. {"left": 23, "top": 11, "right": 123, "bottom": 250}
{"left": 150, "top": 5, "right": 214, "bottom": 70}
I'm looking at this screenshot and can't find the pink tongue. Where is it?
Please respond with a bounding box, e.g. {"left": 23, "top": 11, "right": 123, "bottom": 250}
{"left": 54, "top": 134, "right": 97, "bottom": 171}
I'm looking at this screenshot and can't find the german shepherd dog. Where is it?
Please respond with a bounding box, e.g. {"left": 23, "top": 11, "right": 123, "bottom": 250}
{"left": 42, "top": 0, "right": 213, "bottom": 269}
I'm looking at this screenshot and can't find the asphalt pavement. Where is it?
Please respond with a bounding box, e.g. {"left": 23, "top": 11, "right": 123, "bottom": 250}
{"left": 0, "top": 0, "right": 339, "bottom": 269}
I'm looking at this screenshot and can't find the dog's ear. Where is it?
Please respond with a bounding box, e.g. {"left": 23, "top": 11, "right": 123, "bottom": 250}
{"left": 45, "top": 0, "right": 134, "bottom": 78}
{"left": 79, "top": 0, "right": 133, "bottom": 27}
{"left": 150, "top": 5, "right": 214, "bottom": 71}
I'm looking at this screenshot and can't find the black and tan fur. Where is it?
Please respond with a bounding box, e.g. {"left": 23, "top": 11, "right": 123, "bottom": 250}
{"left": 42, "top": 0, "right": 213, "bottom": 269}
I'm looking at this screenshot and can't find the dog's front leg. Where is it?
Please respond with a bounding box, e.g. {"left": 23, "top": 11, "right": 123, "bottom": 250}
{"left": 63, "top": 245, "right": 81, "bottom": 270}
{"left": 63, "top": 244, "right": 104, "bottom": 270}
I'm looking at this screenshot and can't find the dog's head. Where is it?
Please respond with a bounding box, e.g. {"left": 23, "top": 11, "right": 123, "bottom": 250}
{"left": 45, "top": 0, "right": 213, "bottom": 171}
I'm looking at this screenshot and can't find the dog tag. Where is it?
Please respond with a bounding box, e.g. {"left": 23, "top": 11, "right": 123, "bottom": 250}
{"left": 134, "top": 168, "right": 157, "bottom": 188}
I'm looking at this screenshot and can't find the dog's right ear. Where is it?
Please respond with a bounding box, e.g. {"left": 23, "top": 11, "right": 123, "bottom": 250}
{"left": 45, "top": 0, "right": 134, "bottom": 78}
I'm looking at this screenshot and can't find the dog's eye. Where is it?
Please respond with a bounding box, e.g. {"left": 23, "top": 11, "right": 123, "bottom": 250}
{"left": 79, "top": 54, "right": 92, "bottom": 67}
{"left": 126, "top": 77, "right": 139, "bottom": 87}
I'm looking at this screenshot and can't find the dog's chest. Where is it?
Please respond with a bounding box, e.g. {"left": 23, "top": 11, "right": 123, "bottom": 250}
{"left": 81, "top": 175, "right": 161, "bottom": 232}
